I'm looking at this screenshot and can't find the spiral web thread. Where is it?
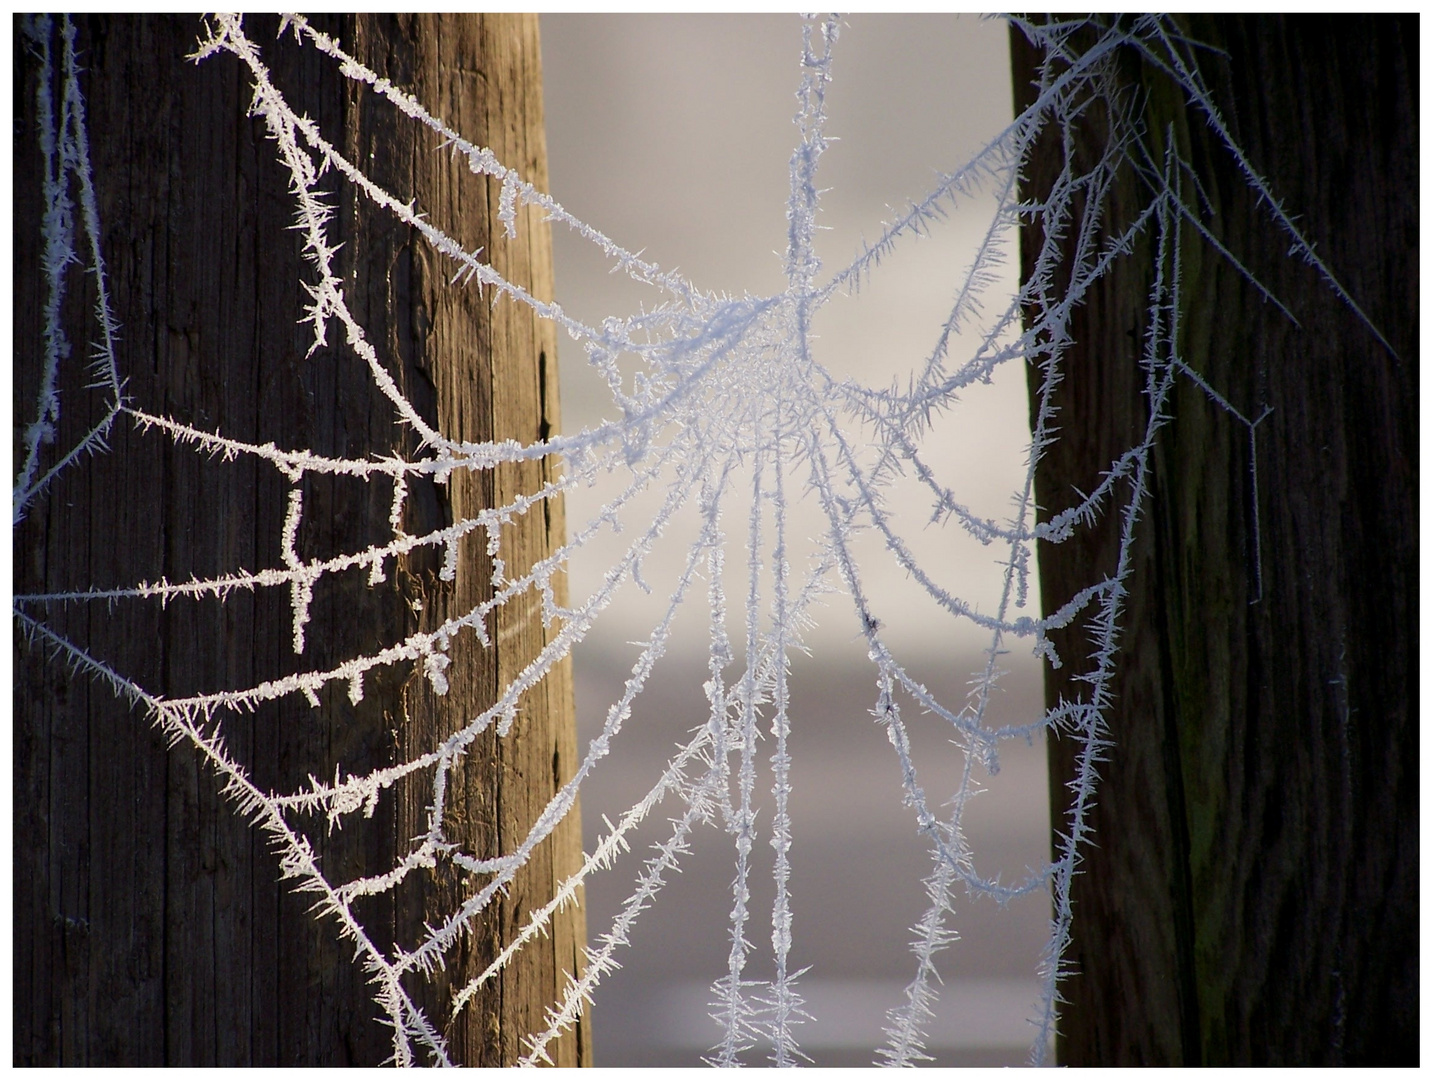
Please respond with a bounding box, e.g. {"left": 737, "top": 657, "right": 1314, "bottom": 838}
{"left": 14, "top": 13, "right": 1379, "bottom": 1067}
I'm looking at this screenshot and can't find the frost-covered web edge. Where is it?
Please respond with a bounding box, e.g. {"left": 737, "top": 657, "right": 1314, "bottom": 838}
{"left": 14, "top": 15, "right": 124, "bottom": 527}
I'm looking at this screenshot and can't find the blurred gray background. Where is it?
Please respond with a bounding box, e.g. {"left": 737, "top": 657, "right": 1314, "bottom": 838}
{"left": 540, "top": 16, "right": 1051, "bottom": 1067}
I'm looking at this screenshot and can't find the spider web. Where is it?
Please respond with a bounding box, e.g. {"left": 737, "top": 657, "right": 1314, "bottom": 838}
{"left": 14, "top": 13, "right": 1371, "bottom": 1067}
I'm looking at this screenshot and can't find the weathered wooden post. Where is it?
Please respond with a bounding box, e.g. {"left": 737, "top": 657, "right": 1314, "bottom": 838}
{"left": 1014, "top": 15, "right": 1416, "bottom": 1065}
{"left": 15, "top": 14, "right": 588, "bottom": 1065}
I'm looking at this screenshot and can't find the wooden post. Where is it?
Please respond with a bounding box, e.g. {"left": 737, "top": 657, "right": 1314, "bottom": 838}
{"left": 14, "top": 14, "right": 588, "bottom": 1065}
{"left": 1013, "top": 16, "right": 1417, "bottom": 1065}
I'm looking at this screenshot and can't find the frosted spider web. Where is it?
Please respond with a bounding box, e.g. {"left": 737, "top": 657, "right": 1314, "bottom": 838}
{"left": 14, "top": 12, "right": 1380, "bottom": 1067}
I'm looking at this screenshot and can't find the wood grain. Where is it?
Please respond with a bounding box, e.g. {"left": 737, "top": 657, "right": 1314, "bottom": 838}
{"left": 1013, "top": 15, "right": 1417, "bottom": 1065}
{"left": 14, "top": 14, "right": 587, "bottom": 1065}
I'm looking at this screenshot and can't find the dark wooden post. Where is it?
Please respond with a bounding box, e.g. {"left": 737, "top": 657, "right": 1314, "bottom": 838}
{"left": 1013, "top": 16, "right": 1417, "bottom": 1065}
{"left": 14, "top": 14, "right": 588, "bottom": 1065}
